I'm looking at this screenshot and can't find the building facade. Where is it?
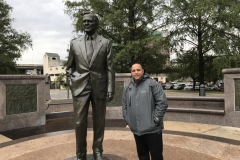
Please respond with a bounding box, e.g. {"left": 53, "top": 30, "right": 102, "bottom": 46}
{"left": 43, "top": 53, "right": 66, "bottom": 82}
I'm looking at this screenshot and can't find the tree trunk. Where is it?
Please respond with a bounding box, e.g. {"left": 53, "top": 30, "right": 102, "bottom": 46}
{"left": 198, "top": 14, "right": 204, "bottom": 85}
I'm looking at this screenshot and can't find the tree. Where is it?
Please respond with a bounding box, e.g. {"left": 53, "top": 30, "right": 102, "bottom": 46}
{"left": 204, "top": 55, "right": 220, "bottom": 83}
{"left": 55, "top": 73, "right": 65, "bottom": 89}
{"left": 170, "top": 51, "right": 199, "bottom": 89}
{"left": 213, "top": 55, "right": 240, "bottom": 79}
{"left": 164, "top": 0, "right": 240, "bottom": 84}
{"left": 64, "top": 0, "right": 169, "bottom": 73}
{"left": 168, "top": 54, "right": 220, "bottom": 89}
{"left": 0, "top": 0, "right": 32, "bottom": 74}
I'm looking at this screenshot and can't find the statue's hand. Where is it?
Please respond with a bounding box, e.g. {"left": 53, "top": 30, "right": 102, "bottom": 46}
{"left": 106, "top": 92, "right": 114, "bottom": 102}
{"left": 67, "top": 77, "right": 72, "bottom": 86}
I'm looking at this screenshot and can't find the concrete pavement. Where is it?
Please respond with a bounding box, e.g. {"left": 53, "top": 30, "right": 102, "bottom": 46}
{"left": 165, "top": 121, "right": 240, "bottom": 142}
{"left": 0, "top": 121, "right": 240, "bottom": 159}
{"left": 1, "top": 121, "right": 240, "bottom": 143}
{"left": 49, "top": 89, "right": 224, "bottom": 99}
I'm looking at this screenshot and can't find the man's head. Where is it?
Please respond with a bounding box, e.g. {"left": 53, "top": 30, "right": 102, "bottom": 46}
{"left": 83, "top": 13, "right": 99, "bottom": 36}
{"left": 131, "top": 63, "right": 144, "bottom": 82}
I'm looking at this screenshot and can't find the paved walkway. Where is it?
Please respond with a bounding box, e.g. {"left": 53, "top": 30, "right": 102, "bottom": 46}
{"left": 0, "top": 121, "right": 240, "bottom": 160}
{"left": 165, "top": 121, "right": 240, "bottom": 141}
{"left": 49, "top": 89, "right": 224, "bottom": 99}
{"left": 2, "top": 121, "right": 238, "bottom": 143}
{"left": 0, "top": 121, "right": 238, "bottom": 142}
{"left": 0, "top": 135, "right": 11, "bottom": 144}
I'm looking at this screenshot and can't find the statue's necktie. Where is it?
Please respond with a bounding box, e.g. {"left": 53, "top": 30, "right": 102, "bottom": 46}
{"left": 86, "top": 37, "right": 94, "bottom": 63}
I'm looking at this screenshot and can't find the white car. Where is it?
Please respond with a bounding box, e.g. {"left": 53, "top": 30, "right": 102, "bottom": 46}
{"left": 184, "top": 85, "right": 193, "bottom": 90}
{"left": 173, "top": 83, "right": 186, "bottom": 90}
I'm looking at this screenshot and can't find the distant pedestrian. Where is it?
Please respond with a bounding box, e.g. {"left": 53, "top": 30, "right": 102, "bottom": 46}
{"left": 122, "top": 63, "right": 168, "bottom": 160}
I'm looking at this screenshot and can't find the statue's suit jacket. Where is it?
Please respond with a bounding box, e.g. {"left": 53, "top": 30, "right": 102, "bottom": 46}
{"left": 66, "top": 34, "right": 115, "bottom": 99}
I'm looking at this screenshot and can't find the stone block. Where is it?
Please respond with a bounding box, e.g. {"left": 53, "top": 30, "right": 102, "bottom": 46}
{"left": 0, "top": 75, "right": 48, "bottom": 132}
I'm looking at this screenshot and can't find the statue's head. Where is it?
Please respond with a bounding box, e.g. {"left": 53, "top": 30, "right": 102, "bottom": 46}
{"left": 83, "top": 12, "right": 99, "bottom": 35}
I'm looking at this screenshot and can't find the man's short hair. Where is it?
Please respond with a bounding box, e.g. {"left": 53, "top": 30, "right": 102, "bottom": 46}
{"left": 130, "top": 63, "right": 143, "bottom": 70}
{"left": 130, "top": 63, "right": 146, "bottom": 73}
{"left": 83, "top": 12, "right": 99, "bottom": 24}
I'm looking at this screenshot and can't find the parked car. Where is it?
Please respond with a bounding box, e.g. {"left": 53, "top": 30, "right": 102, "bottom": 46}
{"left": 161, "top": 83, "right": 166, "bottom": 90}
{"left": 173, "top": 83, "right": 186, "bottom": 90}
{"left": 205, "top": 84, "right": 218, "bottom": 91}
{"left": 194, "top": 85, "right": 199, "bottom": 90}
{"left": 184, "top": 84, "right": 193, "bottom": 90}
{"left": 165, "top": 84, "right": 174, "bottom": 90}
{"left": 218, "top": 83, "right": 224, "bottom": 92}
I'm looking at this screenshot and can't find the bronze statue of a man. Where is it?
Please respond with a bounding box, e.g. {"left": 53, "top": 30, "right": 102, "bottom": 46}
{"left": 66, "top": 12, "right": 115, "bottom": 160}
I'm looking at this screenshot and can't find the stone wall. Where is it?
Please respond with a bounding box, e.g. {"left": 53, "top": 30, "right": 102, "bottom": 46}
{"left": 164, "top": 97, "right": 226, "bottom": 126}
{"left": 222, "top": 68, "right": 240, "bottom": 127}
{"left": 106, "top": 73, "right": 131, "bottom": 107}
{"left": 44, "top": 73, "right": 233, "bottom": 127}
{"left": 2, "top": 69, "right": 240, "bottom": 133}
{"left": 0, "top": 75, "right": 48, "bottom": 131}
{"left": 104, "top": 74, "right": 225, "bottom": 121}
{"left": 104, "top": 72, "right": 240, "bottom": 127}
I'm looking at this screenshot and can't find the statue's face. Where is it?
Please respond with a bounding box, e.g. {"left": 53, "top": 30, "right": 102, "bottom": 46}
{"left": 83, "top": 14, "right": 98, "bottom": 35}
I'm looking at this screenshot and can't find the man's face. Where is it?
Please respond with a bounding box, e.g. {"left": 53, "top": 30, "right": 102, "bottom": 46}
{"left": 83, "top": 14, "right": 98, "bottom": 35}
{"left": 131, "top": 64, "right": 144, "bottom": 82}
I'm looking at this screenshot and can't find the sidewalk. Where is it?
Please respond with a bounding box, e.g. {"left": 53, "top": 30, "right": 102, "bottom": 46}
{"left": 1, "top": 121, "right": 240, "bottom": 143}
{"left": 0, "top": 135, "right": 11, "bottom": 144}
{"left": 0, "top": 121, "right": 239, "bottom": 160}
{"left": 49, "top": 89, "right": 224, "bottom": 99}
{"left": 165, "top": 121, "right": 240, "bottom": 142}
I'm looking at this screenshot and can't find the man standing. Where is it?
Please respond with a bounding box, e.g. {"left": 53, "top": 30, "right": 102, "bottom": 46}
{"left": 122, "top": 63, "right": 168, "bottom": 160}
{"left": 66, "top": 12, "right": 115, "bottom": 160}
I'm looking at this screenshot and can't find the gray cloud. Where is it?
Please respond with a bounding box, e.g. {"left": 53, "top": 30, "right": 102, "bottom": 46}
{"left": 7, "top": 0, "right": 75, "bottom": 64}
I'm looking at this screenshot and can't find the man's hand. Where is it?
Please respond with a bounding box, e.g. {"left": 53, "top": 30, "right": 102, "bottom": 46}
{"left": 154, "top": 117, "right": 160, "bottom": 126}
{"left": 106, "top": 92, "right": 114, "bottom": 102}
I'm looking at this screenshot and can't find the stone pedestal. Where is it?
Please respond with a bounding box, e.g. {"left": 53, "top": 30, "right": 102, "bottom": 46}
{"left": 222, "top": 68, "right": 240, "bottom": 127}
{"left": 0, "top": 75, "right": 48, "bottom": 131}
{"left": 106, "top": 73, "right": 130, "bottom": 107}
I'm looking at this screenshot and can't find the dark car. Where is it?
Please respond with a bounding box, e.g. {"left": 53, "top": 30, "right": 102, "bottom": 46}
{"left": 218, "top": 83, "right": 224, "bottom": 92}
{"left": 165, "top": 84, "right": 174, "bottom": 90}
{"left": 173, "top": 83, "right": 186, "bottom": 90}
{"left": 161, "top": 84, "right": 166, "bottom": 90}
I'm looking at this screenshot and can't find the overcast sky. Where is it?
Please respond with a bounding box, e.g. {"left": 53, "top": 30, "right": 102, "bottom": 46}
{"left": 7, "top": 0, "right": 75, "bottom": 64}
